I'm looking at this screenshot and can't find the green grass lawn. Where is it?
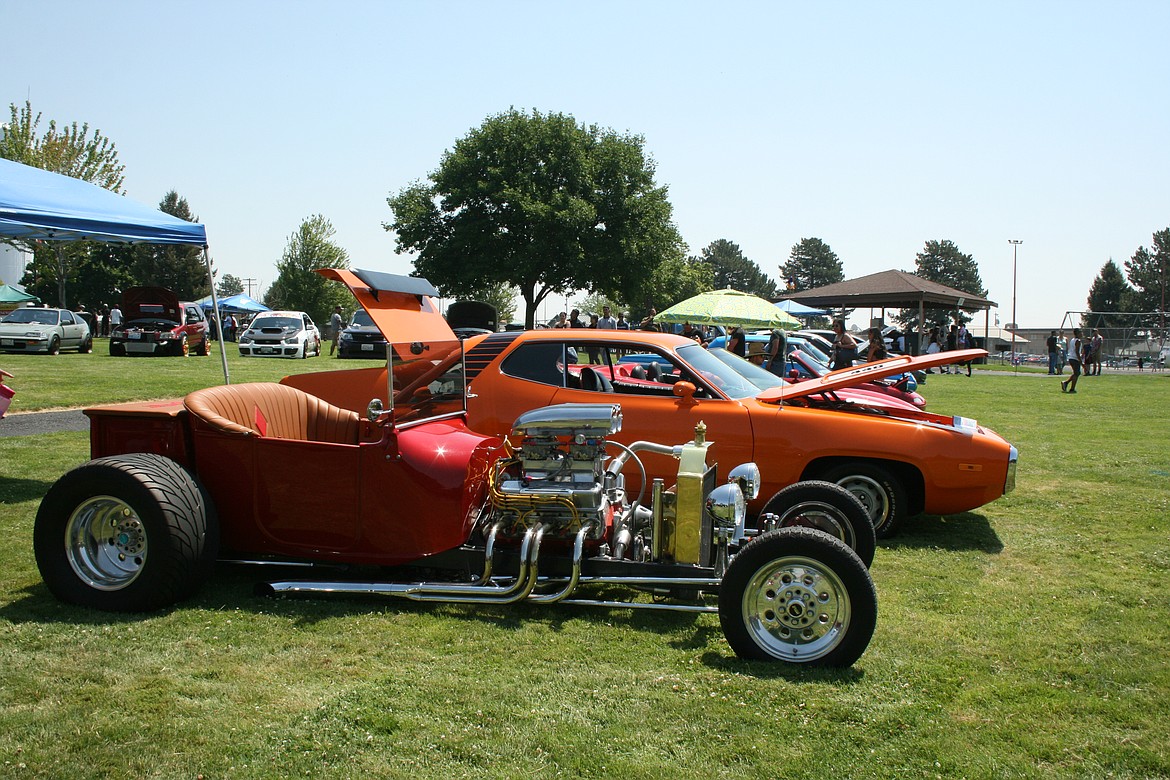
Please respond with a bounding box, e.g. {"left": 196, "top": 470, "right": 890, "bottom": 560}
{"left": 1, "top": 357, "right": 1168, "bottom": 778}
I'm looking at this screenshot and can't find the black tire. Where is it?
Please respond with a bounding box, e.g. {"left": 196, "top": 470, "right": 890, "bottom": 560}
{"left": 110, "top": 342, "right": 125, "bottom": 357}
{"left": 196, "top": 336, "right": 210, "bottom": 356}
{"left": 47, "top": 337, "right": 61, "bottom": 356}
{"left": 33, "top": 453, "right": 218, "bottom": 612}
{"left": 821, "top": 462, "right": 907, "bottom": 539}
{"left": 719, "top": 527, "right": 877, "bottom": 667}
{"left": 760, "top": 481, "right": 876, "bottom": 568}
{"left": 79, "top": 337, "right": 93, "bottom": 354}
{"left": 175, "top": 335, "right": 189, "bottom": 357}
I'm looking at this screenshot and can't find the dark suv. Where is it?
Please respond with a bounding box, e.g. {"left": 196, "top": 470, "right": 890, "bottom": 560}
{"left": 337, "top": 309, "right": 388, "bottom": 358}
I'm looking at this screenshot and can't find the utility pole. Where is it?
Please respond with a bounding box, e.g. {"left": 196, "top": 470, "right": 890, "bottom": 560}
{"left": 1008, "top": 240, "right": 1022, "bottom": 369}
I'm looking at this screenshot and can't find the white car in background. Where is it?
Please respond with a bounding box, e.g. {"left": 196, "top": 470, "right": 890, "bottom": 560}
{"left": 0, "top": 307, "right": 92, "bottom": 355}
{"left": 237, "top": 311, "right": 322, "bottom": 358}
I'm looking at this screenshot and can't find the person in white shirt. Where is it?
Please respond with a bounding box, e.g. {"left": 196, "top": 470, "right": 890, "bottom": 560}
{"left": 1062, "top": 328, "right": 1083, "bottom": 394}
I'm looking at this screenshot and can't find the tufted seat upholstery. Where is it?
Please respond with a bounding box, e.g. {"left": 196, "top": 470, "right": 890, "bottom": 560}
{"left": 184, "top": 382, "right": 360, "bottom": 444}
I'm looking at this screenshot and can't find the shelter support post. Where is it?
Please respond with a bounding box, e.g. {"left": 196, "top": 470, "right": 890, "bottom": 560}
{"left": 203, "top": 248, "right": 231, "bottom": 385}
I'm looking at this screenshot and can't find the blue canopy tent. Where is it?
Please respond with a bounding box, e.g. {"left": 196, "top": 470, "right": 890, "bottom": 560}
{"left": 198, "top": 292, "right": 269, "bottom": 314}
{"left": 775, "top": 299, "right": 828, "bottom": 318}
{"left": 0, "top": 157, "right": 231, "bottom": 382}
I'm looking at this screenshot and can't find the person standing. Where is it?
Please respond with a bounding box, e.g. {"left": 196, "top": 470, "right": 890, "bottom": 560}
{"left": 1046, "top": 330, "right": 1059, "bottom": 374}
{"left": 1062, "top": 328, "right": 1083, "bottom": 394}
{"left": 639, "top": 308, "right": 659, "bottom": 331}
{"left": 615, "top": 312, "right": 630, "bottom": 330}
{"left": 866, "top": 327, "right": 888, "bottom": 362}
{"left": 568, "top": 309, "right": 586, "bottom": 329}
{"left": 597, "top": 305, "right": 617, "bottom": 330}
{"left": 329, "top": 306, "right": 343, "bottom": 355}
{"left": 110, "top": 303, "right": 123, "bottom": 333}
{"left": 727, "top": 326, "right": 747, "bottom": 358}
{"left": 956, "top": 322, "right": 973, "bottom": 376}
{"left": 764, "top": 328, "right": 787, "bottom": 375}
{"left": 830, "top": 319, "right": 857, "bottom": 371}
{"left": 1090, "top": 329, "right": 1104, "bottom": 375}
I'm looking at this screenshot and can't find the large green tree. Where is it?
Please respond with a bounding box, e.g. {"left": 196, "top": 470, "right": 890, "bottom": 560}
{"left": 700, "top": 239, "right": 778, "bottom": 298}
{"left": 385, "top": 109, "right": 685, "bottom": 328}
{"left": 1123, "top": 228, "right": 1170, "bottom": 328}
{"left": 216, "top": 273, "right": 245, "bottom": 297}
{"left": 129, "top": 191, "right": 209, "bottom": 300}
{"left": 780, "top": 238, "right": 845, "bottom": 293}
{"left": 897, "top": 239, "right": 987, "bottom": 330}
{"left": 263, "top": 215, "right": 351, "bottom": 326}
{"left": 2, "top": 101, "right": 126, "bottom": 308}
{"left": 1085, "top": 259, "right": 1133, "bottom": 328}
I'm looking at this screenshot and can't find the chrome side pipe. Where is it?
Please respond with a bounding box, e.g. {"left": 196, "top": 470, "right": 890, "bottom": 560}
{"left": 527, "top": 523, "right": 593, "bottom": 604}
{"left": 261, "top": 524, "right": 544, "bottom": 605}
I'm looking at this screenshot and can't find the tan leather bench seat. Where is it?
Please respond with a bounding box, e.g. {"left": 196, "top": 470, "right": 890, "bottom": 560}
{"left": 184, "top": 382, "right": 359, "bottom": 445}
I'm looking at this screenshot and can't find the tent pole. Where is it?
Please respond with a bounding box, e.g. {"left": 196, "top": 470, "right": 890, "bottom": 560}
{"left": 917, "top": 297, "right": 925, "bottom": 356}
{"left": 203, "top": 247, "right": 231, "bottom": 385}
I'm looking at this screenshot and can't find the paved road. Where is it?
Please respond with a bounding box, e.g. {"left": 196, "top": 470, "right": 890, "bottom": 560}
{"left": 0, "top": 410, "right": 89, "bottom": 438}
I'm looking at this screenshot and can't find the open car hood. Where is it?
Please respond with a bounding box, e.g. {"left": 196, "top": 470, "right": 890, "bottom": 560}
{"left": 756, "top": 348, "right": 987, "bottom": 402}
{"left": 316, "top": 268, "right": 455, "bottom": 343}
{"left": 122, "top": 286, "right": 183, "bottom": 323}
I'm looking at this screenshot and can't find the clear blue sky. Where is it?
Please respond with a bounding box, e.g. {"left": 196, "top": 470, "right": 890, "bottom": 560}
{"left": 3, "top": 0, "right": 1168, "bottom": 327}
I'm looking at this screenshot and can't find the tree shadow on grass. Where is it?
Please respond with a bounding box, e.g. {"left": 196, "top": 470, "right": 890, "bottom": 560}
{"left": 881, "top": 511, "right": 1004, "bottom": 554}
{"left": 0, "top": 475, "right": 57, "bottom": 504}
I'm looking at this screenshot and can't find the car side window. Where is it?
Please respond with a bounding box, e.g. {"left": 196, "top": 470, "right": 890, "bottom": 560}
{"left": 500, "top": 342, "right": 570, "bottom": 387}
{"left": 60, "top": 311, "right": 75, "bottom": 325}
{"left": 186, "top": 306, "right": 204, "bottom": 322}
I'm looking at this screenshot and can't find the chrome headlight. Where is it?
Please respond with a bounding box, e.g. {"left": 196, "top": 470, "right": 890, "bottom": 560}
{"left": 340, "top": 331, "right": 353, "bottom": 341}
{"left": 727, "top": 462, "right": 761, "bottom": 501}
{"left": 239, "top": 334, "right": 254, "bottom": 344}
{"left": 706, "top": 483, "right": 746, "bottom": 529}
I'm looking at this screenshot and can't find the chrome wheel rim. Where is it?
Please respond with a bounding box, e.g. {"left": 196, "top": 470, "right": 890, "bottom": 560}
{"left": 741, "top": 555, "right": 850, "bottom": 661}
{"left": 65, "top": 496, "right": 147, "bottom": 590}
{"left": 775, "top": 500, "right": 854, "bottom": 548}
{"left": 835, "top": 475, "right": 888, "bottom": 527}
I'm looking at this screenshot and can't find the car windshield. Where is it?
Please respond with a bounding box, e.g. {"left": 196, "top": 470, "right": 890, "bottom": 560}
{"left": 704, "top": 348, "right": 787, "bottom": 395}
{"left": 675, "top": 344, "right": 775, "bottom": 399}
{"left": 250, "top": 316, "right": 301, "bottom": 331}
{"left": 351, "top": 310, "right": 375, "bottom": 327}
{"left": 3, "top": 309, "right": 58, "bottom": 325}
{"left": 789, "top": 337, "right": 831, "bottom": 364}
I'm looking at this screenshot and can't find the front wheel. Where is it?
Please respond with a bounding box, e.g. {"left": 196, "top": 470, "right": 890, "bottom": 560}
{"left": 719, "top": 527, "right": 876, "bottom": 667}
{"left": 33, "top": 453, "right": 218, "bottom": 611}
{"left": 822, "top": 462, "right": 907, "bottom": 539}
{"left": 760, "top": 481, "right": 876, "bottom": 568}
{"left": 47, "top": 337, "right": 61, "bottom": 355}
{"left": 176, "top": 335, "right": 189, "bottom": 357}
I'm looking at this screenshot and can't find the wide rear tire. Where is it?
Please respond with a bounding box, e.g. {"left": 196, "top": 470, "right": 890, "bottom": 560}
{"left": 760, "top": 481, "right": 876, "bottom": 568}
{"left": 719, "top": 527, "right": 876, "bottom": 667}
{"left": 33, "top": 453, "right": 218, "bottom": 612}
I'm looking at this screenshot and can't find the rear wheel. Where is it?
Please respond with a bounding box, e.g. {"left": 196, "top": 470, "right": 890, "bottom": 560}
{"left": 196, "top": 336, "right": 210, "bottom": 356}
{"left": 110, "top": 341, "right": 125, "bottom": 357}
{"left": 822, "top": 462, "right": 907, "bottom": 539}
{"left": 79, "top": 337, "right": 93, "bottom": 354}
{"left": 719, "top": 527, "right": 876, "bottom": 667}
{"left": 33, "top": 453, "right": 218, "bottom": 611}
{"left": 760, "top": 481, "right": 875, "bottom": 568}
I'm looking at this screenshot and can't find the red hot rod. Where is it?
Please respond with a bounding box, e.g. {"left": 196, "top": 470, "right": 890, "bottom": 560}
{"left": 34, "top": 273, "right": 878, "bottom": 667}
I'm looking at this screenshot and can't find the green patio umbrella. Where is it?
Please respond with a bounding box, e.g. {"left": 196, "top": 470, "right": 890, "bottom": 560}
{"left": 656, "top": 288, "right": 801, "bottom": 330}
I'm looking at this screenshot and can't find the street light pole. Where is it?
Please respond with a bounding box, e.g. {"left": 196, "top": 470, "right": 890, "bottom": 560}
{"left": 1008, "top": 239, "right": 1023, "bottom": 368}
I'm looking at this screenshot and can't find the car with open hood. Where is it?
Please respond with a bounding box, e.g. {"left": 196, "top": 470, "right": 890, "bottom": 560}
{"left": 238, "top": 310, "right": 321, "bottom": 358}
{"left": 283, "top": 270, "right": 1018, "bottom": 538}
{"left": 109, "top": 287, "right": 209, "bottom": 357}
{"left": 0, "top": 307, "right": 92, "bottom": 354}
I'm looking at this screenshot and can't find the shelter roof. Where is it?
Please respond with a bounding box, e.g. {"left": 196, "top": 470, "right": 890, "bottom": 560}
{"left": 786, "top": 269, "right": 996, "bottom": 311}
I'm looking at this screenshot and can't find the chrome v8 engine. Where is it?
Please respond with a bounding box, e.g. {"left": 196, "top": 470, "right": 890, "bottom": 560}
{"left": 487, "top": 403, "right": 623, "bottom": 541}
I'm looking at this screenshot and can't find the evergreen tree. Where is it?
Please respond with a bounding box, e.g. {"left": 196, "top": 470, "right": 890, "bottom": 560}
{"left": 700, "top": 239, "right": 778, "bottom": 298}
{"left": 129, "top": 191, "right": 209, "bottom": 299}
{"left": 897, "top": 239, "right": 987, "bottom": 330}
{"left": 1123, "top": 228, "right": 1170, "bottom": 328}
{"left": 780, "top": 238, "right": 844, "bottom": 292}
